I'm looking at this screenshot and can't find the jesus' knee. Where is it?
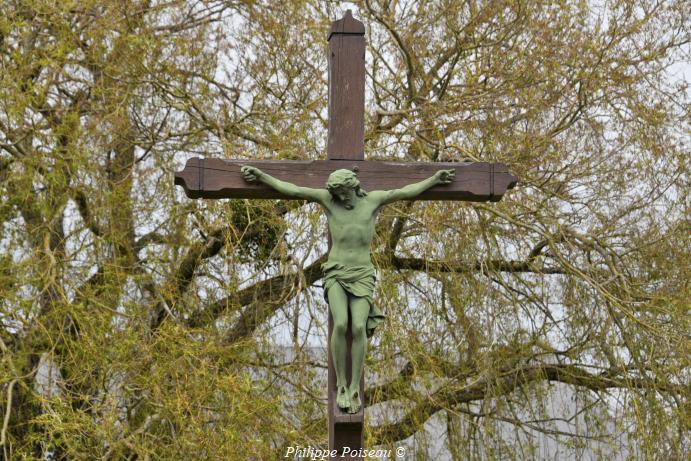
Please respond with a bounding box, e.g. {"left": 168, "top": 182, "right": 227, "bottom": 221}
{"left": 332, "top": 318, "right": 348, "bottom": 337}
{"left": 351, "top": 319, "right": 366, "bottom": 339}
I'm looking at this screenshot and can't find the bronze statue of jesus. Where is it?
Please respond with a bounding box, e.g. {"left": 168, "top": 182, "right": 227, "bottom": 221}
{"left": 241, "top": 166, "right": 455, "bottom": 413}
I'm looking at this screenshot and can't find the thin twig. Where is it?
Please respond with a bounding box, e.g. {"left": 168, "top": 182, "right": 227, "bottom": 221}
{"left": 0, "top": 379, "right": 16, "bottom": 448}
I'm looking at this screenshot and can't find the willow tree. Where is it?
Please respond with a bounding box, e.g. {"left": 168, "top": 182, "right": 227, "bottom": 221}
{"left": 0, "top": 1, "right": 688, "bottom": 460}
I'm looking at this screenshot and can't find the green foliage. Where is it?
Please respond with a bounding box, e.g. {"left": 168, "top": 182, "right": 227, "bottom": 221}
{"left": 226, "top": 199, "right": 288, "bottom": 266}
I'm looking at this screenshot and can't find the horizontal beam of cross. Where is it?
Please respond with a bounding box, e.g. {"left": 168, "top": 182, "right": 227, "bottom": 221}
{"left": 174, "top": 158, "right": 517, "bottom": 202}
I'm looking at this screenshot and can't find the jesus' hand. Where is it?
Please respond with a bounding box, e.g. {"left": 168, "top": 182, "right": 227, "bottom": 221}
{"left": 434, "top": 169, "right": 455, "bottom": 184}
{"left": 241, "top": 165, "right": 263, "bottom": 183}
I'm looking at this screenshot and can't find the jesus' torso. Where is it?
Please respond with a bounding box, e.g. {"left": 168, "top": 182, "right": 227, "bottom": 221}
{"left": 322, "top": 195, "right": 379, "bottom": 267}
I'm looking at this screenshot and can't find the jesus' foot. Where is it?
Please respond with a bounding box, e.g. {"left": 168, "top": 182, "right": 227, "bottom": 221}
{"left": 336, "top": 385, "right": 350, "bottom": 410}
{"left": 347, "top": 388, "right": 361, "bottom": 414}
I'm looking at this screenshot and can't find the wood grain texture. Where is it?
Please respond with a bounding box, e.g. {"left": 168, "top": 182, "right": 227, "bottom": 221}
{"left": 174, "top": 158, "right": 518, "bottom": 202}
{"left": 327, "top": 11, "right": 365, "bottom": 161}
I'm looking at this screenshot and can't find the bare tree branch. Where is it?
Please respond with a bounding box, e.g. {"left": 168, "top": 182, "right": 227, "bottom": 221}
{"left": 370, "top": 364, "right": 686, "bottom": 444}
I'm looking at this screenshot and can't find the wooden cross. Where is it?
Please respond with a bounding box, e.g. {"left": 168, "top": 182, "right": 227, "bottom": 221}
{"left": 174, "top": 11, "right": 516, "bottom": 459}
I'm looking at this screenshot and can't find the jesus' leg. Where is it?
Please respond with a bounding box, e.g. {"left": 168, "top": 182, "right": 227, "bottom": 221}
{"left": 327, "top": 283, "right": 350, "bottom": 410}
{"left": 347, "top": 297, "right": 369, "bottom": 413}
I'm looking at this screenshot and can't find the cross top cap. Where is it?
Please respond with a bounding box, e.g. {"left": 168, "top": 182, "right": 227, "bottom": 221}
{"left": 328, "top": 9, "right": 365, "bottom": 40}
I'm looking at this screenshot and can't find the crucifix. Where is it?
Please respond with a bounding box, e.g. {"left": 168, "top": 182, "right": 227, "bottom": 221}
{"left": 174, "top": 10, "right": 516, "bottom": 459}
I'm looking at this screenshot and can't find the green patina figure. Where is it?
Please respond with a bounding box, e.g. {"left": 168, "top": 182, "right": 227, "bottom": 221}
{"left": 241, "top": 165, "right": 455, "bottom": 413}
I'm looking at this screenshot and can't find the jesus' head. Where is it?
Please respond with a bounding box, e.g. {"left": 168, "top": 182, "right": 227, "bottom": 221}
{"left": 325, "top": 169, "right": 367, "bottom": 209}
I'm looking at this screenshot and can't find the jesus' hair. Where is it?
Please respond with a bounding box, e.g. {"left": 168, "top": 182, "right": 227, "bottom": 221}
{"left": 326, "top": 169, "right": 367, "bottom": 197}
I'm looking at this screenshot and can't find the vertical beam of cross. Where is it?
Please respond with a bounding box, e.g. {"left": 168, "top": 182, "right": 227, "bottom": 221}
{"left": 326, "top": 10, "right": 366, "bottom": 459}
{"left": 327, "top": 10, "right": 366, "bottom": 161}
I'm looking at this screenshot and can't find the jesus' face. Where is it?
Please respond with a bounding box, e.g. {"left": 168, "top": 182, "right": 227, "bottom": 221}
{"left": 330, "top": 186, "right": 357, "bottom": 209}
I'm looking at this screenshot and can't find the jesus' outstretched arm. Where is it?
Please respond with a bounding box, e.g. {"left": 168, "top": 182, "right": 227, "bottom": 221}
{"left": 369, "top": 169, "right": 455, "bottom": 206}
{"left": 241, "top": 165, "right": 330, "bottom": 205}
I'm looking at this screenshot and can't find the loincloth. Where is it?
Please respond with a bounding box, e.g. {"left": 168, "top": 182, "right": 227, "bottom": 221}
{"left": 322, "top": 262, "right": 385, "bottom": 338}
